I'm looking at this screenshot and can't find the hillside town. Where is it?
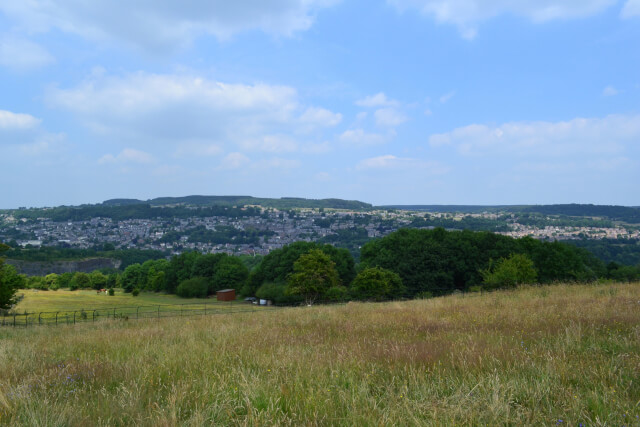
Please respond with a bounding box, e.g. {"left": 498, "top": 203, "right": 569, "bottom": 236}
{"left": 1, "top": 208, "right": 639, "bottom": 256}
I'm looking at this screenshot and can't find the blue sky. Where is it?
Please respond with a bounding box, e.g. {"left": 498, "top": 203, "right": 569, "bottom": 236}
{"left": 1, "top": 0, "right": 639, "bottom": 208}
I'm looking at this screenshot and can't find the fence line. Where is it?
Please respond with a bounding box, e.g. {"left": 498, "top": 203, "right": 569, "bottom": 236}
{"left": 1, "top": 287, "right": 487, "bottom": 328}
{"left": 0, "top": 300, "right": 279, "bottom": 328}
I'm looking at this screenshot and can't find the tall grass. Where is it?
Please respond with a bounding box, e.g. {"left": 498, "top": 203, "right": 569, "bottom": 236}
{"left": 1, "top": 283, "right": 639, "bottom": 426}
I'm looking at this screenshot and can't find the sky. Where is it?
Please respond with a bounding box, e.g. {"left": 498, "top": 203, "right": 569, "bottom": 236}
{"left": 0, "top": 0, "right": 639, "bottom": 208}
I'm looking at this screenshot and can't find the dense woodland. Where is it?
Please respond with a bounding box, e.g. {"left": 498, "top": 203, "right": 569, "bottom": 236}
{"left": 2, "top": 228, "right": 639, "bottom": 311}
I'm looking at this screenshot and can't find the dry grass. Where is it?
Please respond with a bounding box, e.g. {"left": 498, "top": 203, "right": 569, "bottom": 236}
{"left": 1, "top": 283, "right": 639, "bottom": 426}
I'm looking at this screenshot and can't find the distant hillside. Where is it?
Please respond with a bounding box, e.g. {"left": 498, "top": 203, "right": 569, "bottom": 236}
{"left": 380, "top": 205, "right": 520, "bottom": 213}
{"left": 104, "top": 195, "right": 372, "bottom": 210}
{"left": 381, "top": 203, "right": 640, "bottom": 223}
{"left": 521, "top": 204, "right": 640, "bottom": 224}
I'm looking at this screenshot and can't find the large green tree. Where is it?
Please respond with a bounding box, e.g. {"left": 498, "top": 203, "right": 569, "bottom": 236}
{"left": 0, "top": 243, "right": 21, "bottom": 310}
{"left": 351, "top": 267, "right": 405, "bottom": 301}
{"left": 212, "top": 256, "right": 249, "bottom": 293}
{"left": 480, "top": 253, "right": 537, "bottom": 289}
{"left": 245, "top": 242, "right": 355, "bottom": 296}
{"left": 286, "top": 249, "right": 340, "bottom": 305}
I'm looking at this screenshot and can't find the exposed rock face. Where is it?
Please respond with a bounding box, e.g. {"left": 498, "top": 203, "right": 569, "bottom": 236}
{"left": 6, "top": 258, "right": 121, "bottom": 276}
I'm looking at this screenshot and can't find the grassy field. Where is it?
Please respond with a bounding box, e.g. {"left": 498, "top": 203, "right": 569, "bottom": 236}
{"left": 5, "top": 289, "right": 255, "bottom": 327}
{"left": 13, "top": 289, "right": 233, "bottom": 312}
{"left": 1, "top": 283, "right": 639, "bottom": 425}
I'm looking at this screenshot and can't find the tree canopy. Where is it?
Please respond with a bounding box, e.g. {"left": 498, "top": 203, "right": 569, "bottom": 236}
{"left": 286, "top": 249, "right": 340, "bottom": 305}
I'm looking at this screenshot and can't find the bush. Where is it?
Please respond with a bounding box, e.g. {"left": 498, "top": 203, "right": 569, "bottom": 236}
{"left": 108, "top": 288, "right": 115, "bottom": 296}
{"left": 351, "top": 267, "right": 404, "bottom": 301}
{"left": 176, "top": 277, "right": 209, "bottom": 298}
{"left": 415, "top": 291, "right": 433, "bottom": 299}
{"left": 132, "top": 288, "right": 140, "bottom": 297}
{"left": 481, "top": 253, "right": 537, "bottom": 290}
{"left": 70, "top": 272, "right": 91, "bottom": 291}
{"left": 255, "top": 282, "right": 286, "bottom": 301}
{"left": 325, "top": 286, "right": 348, "bottom": 302}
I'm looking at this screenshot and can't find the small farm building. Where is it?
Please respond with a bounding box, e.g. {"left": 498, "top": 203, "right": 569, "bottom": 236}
{"left": 216, "top": 289, "right": 236, "bottom": 301}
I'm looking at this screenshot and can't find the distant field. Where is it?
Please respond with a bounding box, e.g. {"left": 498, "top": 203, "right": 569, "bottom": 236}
{"left": 6, "top": 289, "right": 250, "bottom": 326}
{"left": 14, "top": 289, "right": 231, "bottom": 313}
{"left": 1, "top": 283, "right": 639, "bottom": 425}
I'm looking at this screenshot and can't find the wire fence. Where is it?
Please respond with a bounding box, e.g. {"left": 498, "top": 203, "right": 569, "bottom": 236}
{"left": 1, "top": 287, "right": 487, "bottom": 328}
{"left": 0, "top": 300, "right": 278, "bottom": 328}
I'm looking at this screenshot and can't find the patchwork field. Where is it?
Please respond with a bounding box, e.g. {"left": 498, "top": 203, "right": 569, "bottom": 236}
{"left": 1, "top": 283, "right": 639, "bottom": 425}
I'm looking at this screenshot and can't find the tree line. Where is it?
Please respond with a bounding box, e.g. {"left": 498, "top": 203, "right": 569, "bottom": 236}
{"left": 2, "top": 228, "right": 639, "bottom": 310}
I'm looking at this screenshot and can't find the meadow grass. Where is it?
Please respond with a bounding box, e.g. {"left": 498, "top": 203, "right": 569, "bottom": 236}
{"left": 0, "top": 282, "right": 639, "bottom": 426}
{"left": 14, "top": 289, "right": 231, "bottom": 312}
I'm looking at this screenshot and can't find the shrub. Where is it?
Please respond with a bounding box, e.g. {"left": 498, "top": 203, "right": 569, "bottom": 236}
{"left": 176, "top": 277, "right": 208, "bottom": 298}
{"left": 325, "top": 286, "right": 348, "bottom": 302}
{"left": 132, "top": 288, "right": 140, "bottom": 297}
{"left": 70, "top": 272, "right": 91, "bottom": 291}
{"left": 481, "top": 253, "right": 537, "bottom": 290}
{"left": 415, "top": 291, "right": 433, "bottom": 299}
{"left": 255, "top": 282, "right": 286, "bottom": 301}
{"left": 108, "top": 288, "right": 115, "bottom": 296}
{"left": 351, "top": 267, "right": 405, "bottom": 301}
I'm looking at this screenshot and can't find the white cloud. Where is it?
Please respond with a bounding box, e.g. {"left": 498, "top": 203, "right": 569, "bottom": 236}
{"left": 356, "top": 112, "right": 368, "bottom": 122}
{"left": 429, "top": 114, "right": 640, "bottom": 157}
{"left": 388, "top": 0, "right": 616, "bottom": 39}
{"left": 0, "top": 37, "right": 54, "bottom": 70}
{"left": 603, "top": 86, "right": 619, "bottom": 96}
{"left": 424, "top": 109, "right": 433, "bottom": 116}
{"left": 621, "top": 0, "right": 640, "bottom": 18}
{"left": 339, "top": 128, "right": 394, "bottom": 146}
{"left": 174, "top": 142, "right": 223, "bottom": 158}
{"left": 219, "top": 152, "right": 250, "bottom": 170}
{"left": 355, "top": 92, "right": 400, "bottom": 108}
{"left": 374, "top": 108, "right": 408, "bottom": 127}
{"left": 299, "top": 107, "right": 342, "bottom": 127}
{"left": 45, "top": 71, "right": 330, "bottom": 151}
{"left": 0, "top": 0, "right": 340, "bottom": 52}
{"left": 239, "top": 135, "right": 298, "bottom": 153}
{"left": 303, "top": 141, "right": 332, "bottom": 154}
{"left": 0, "top": 110, "right": 41, "bottom": 130}
{"left": 0, "top": 110, "right": 67, "bottom": 160}
{"left": 439, "top": 91, "right": 455, "bottom": 103}
{"left": 99, "top": 148, "right": 155, "bottom": 164}
{"left": 356, "top": 154, "right": 448, "bottom": 173}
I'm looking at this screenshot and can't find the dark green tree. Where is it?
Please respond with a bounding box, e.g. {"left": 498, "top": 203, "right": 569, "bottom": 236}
{"left": 212, "top": 256, "right": 249, "bottom": 293}
{"left": 480, "top": 253, "right": 537, "bottom": 289}
{"left": 0, "top": 243, "right": 21, "bottom": 310}
{"left": 286, "top": 249, "right": 340, "bottom": 305}
{"left": 351, "top": 267, "right": 405, "bottom": 301}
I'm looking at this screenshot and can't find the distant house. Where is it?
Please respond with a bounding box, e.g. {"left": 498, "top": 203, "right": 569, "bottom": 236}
{"left": 216, "top": 289, "right": 236, "bottom": 301}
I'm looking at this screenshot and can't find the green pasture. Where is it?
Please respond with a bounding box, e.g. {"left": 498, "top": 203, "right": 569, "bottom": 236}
{"left": 5, "top": 289, "right": 257, "bottom": 327}
{"left": 14, "top": 289, "right": 238, "bottom": 313}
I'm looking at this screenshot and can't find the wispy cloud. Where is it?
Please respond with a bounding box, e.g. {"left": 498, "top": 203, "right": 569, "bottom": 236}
{"left": 355, "top": 92, "right": 400, "bottom": 108}
{"left": 388, "top": 0, "right": 617, "bottom": 39}
{"left": 339, "top": 129, "right": 394, "bottom": 146}
{"left": 0, "top": 110, "right": 41, "bottom": 130}
{"left": 0, "top": 37, "right": 55, "bottom": 70}
{"left": 0, "top": 0, "right": 341, "bottom": 52}
{"left": 621, "top": 0, "right": 640, "bottom": 18}
{"left": 429, "top": 114, "right": 640, "bottom": 157}
{"left": 99, "top": 148, "right": 155, "bottom": 164}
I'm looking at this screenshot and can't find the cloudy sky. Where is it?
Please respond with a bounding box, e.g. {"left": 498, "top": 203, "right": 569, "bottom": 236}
{"left": 1, "top": 0, "right": 639, "bottom": 208}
